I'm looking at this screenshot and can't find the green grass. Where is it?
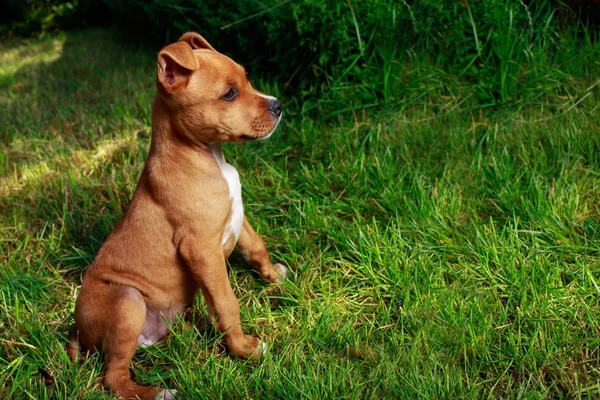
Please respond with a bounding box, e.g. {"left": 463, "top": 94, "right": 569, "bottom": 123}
{"left": 1, "top": 28, "right": 600, "bottom": 399}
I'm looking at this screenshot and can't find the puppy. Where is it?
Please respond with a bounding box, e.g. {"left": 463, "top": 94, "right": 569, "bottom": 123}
{"left": 68, "top": 32, "right": 287, "bottom": 400}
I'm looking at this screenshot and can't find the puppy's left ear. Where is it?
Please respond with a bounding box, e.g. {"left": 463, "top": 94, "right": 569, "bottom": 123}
{"left": 179, "top": 32, "right": 217, "bottom": 52}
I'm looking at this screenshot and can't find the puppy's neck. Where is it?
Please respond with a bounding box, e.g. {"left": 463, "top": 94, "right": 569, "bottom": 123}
{"left": 149, "top": 96, "right": 211, "bottom": 159}
{"left": 144, "top": 97, "right": 223, "bottom": 192}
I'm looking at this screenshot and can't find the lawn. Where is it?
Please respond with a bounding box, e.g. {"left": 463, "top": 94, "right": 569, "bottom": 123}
{"left": 1, "top": 29, "right": 600, "bottom": 399}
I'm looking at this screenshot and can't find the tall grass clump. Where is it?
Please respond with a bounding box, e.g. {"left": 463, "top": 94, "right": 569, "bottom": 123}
{"left": 101, "top": 0, "right": 599, "bottom": 114}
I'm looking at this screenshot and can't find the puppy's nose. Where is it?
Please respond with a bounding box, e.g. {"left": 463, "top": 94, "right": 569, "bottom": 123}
{"left": 268, "top": 99, "right": 282, "bottom": 117}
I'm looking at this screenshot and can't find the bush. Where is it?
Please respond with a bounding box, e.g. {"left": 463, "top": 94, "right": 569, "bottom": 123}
{"left": 2, "top": 0, "right": 109, "bottom": 35}
{"left": 2, "top": 0, "right": 79, "bottom": 35}
{"left": 4, "top": 0, "right": 599, "bottom": 112}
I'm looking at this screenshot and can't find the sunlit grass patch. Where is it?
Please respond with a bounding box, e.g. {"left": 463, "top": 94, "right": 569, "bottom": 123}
{"left": 0, "top": 35, "right": 66, "bottom": 87}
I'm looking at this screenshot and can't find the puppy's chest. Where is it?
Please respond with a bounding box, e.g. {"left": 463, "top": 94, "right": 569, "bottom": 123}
{"left": 210, "top": 144, "right": 244, "bottom": 246}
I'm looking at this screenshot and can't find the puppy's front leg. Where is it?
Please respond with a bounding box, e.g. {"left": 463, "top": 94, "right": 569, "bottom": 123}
{"left": 236, "top": 217, "right": 288, "bottom": 283}
{"left": 179, "top": 237, "right": 265, "bottom": 358}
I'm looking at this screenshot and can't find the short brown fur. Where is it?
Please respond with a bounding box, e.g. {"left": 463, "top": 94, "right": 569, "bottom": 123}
{"left": 69, "top": 32, "right": 286, "bottom": 399}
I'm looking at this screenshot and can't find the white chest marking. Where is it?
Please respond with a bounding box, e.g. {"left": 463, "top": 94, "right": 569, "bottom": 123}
{"left": 210, "top": 143, "right": 244, "bottom": 246}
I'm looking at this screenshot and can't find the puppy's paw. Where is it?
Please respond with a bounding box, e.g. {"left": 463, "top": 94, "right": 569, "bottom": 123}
{"left": 259, "top": 263, "right": 289, "bottom": 284}
{"left": 156, "top": 388, "right": 182, "bottom": 400}
{"left": 227, "top": 335, "right": 266, "bottom": 359}
{"left": 272, "top": 263, "right": 289, "bottom": 282}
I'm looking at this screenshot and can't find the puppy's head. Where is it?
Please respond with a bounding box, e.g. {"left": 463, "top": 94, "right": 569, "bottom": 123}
{"left": 156, "top": 32, "right": 282, "bottom": 144}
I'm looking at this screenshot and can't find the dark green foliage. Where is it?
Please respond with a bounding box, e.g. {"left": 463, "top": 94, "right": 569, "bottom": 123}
{"left": 3, "top": 0, "right": 599, "bottom": 112}
{"left": 101, "top": 0, "right": 600, "bottom": 107}
{"left": 2, "top": 0, "right": 79, "bottom": 34}
{"left": 1, "top": 0, "right": 109, "bottom": 35}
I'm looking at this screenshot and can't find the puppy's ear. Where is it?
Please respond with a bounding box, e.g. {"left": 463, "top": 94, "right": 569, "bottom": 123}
{"left": 179, "top": 32, "right": 217, "bottom": 52}
{"left": 157, "top": 41, "right": 199, "bottom": 90}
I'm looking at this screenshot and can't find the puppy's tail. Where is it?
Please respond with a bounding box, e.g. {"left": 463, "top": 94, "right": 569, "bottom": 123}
{"left": 67, "top": 330, "right": 85, "bottom": 363}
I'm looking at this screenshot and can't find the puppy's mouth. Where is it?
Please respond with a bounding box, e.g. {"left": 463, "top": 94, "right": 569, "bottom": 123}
{"left": 256, "top": 113, "right": 282, "bottom": 141}
{"left": 239, "top": 134, "right": 258, "bottom": 141}
{"left": 240, "top": 113, "right": 282, "bottom": 142}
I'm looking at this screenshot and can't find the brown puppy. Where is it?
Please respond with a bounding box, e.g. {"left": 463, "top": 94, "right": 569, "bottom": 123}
{"left": 68, "top": 32, "right": 287, "bottom": 400}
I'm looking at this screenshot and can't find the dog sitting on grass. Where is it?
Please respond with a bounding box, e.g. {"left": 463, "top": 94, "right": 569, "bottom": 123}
{"left": 68, "top": 32, "right": 287, "bottom": 400}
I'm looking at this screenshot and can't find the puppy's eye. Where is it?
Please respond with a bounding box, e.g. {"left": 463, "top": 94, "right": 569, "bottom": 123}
{"left": 222, "top": 88, "right": 238, "bottom": 101}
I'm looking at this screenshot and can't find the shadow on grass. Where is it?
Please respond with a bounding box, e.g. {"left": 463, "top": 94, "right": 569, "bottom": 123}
{"left": 1, "top": 29, "right": 156, "bottom": 279}
{"left": 0, "top": 30, "right": 167, "bottom": 397}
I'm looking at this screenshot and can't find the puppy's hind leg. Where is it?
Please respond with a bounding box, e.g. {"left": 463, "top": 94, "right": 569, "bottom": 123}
{"left": 99, "top": 286, "right": 162, "bottom": 400}
{"left": 75, "top": 284, "right": 166, "bottom": 399}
